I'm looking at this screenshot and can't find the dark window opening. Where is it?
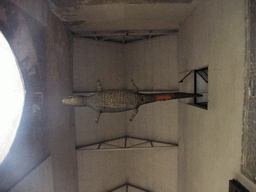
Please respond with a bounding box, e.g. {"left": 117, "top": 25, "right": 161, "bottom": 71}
{"left": 179, "top": 67, "right": 208, "bottom": 109}
{"left": 229, "top": 179, "right": 249, "bottom": 192}
{"left": 194, "top": 67, "right": 208, "bottom": 109}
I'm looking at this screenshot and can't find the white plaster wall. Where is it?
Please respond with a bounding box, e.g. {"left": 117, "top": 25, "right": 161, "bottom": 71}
{"left": 73, "top": 38, "right": 125, "bottom": 92}
{"left": 125, "top": 36, "right": 178, "bottom": 91}
{"left": 75, "top": 108, "right": 127, "bottom": 146}
{"left": 177, "top": 0, "right": 256, "bottom": 191}
{"left": 9, "top": 156, "right": 54, "bottom": 192}
{"left": 126, "top": 148, "right": 178, "bottom": 192}
{"left": 124, "top": 36, "right": 179, "bottom": 144}
{"left": 77, "top": 150, "right": 127, "bottom": 192}
{"left": 77, "top": 148, "right": 178, "bottom": 192}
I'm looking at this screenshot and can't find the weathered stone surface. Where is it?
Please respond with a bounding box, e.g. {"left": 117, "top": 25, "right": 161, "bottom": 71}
{"left": 241, "top": 0, "right": 256, "bottom": 185}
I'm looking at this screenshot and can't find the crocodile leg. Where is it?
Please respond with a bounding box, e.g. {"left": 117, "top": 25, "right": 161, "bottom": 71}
{"left": 95, "top": 111, "right": 101, "bottom": 123}
{"left": 130, "top": 109, "right": 138, "bottom": 121}
{"left": 97, "top": 80, "right": 102, "bottom": 92}
{"left": 131, "top": 79, "right": 138, "bottom": 92}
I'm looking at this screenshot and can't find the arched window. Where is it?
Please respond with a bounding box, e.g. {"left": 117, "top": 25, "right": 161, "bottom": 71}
{"left": 0, "top": 31, "right": 26, "bottom": 163}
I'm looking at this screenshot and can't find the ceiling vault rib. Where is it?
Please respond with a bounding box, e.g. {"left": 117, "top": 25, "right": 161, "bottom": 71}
{"left": 128, "top": 135, "right": 178, "bottom": 146}
{"left": 107, "top": 183, "right": 151, "bottom": 192}
{"left": 72, "top": 30, "right": 178, "bottom": 44}
{"left": 125, "top": 136, "right": 128, "bottom": 148}
{"left": 76, "top": 135, "right": 178, "bottom": 150}
{"left": 73, "top": 31, "right": 178, "bottom": 37}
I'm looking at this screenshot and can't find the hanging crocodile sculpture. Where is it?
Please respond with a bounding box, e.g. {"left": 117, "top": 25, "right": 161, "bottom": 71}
{"left": 62, "top": 80, "right": 202, "bottom": 123}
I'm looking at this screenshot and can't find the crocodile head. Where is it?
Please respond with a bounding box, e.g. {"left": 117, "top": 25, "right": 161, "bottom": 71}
{"left": 62, "top": 95, "right": 87, "bottom": 106}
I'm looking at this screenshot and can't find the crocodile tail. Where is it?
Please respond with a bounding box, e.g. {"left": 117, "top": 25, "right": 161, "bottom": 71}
{"left": 143, "top": 92, "right": 202, "bottom": 104}
{"left": 155, "top": 92, "right": 202, "bottom": 101}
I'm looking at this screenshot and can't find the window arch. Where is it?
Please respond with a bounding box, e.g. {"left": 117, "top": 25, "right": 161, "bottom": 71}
{"left": 0, "top": 31, "right": 26, "bottom": 163}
